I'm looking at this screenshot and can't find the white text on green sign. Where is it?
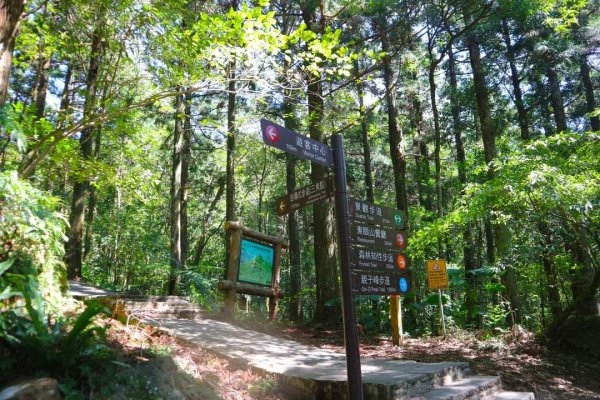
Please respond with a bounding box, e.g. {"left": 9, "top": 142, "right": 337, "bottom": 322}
{"left": 348, "top": 198, "right": 406, "bottom": 230}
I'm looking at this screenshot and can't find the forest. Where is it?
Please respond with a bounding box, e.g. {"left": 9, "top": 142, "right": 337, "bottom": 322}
{"left": 0, "top": 0, "right": 599, "bottom": 391}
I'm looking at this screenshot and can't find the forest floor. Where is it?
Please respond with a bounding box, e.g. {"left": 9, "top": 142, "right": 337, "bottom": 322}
{"left": 106, "top": 317, "right": 600, "bottom": 400}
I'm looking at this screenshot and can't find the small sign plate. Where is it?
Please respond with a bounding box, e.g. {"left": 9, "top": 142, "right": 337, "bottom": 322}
{"left": 426, "top": 259, "right": 449, "bottom": 290}
{"left": 348, "top": 198, "right": 406, "bottom": 230}
{"left": 275, "top": 176, "right": 335, "bottom": 216}
{"left": 261, "top": 119, "right": 333, "bottom": 168}
{"left": 349, "top": 247, "right": 408, "bottom": 272}
{"left": 351, "top": 270, "right": 411, "bottom": 296}
{"left": 350, "top": 222, "right": 408, "bottom": 250}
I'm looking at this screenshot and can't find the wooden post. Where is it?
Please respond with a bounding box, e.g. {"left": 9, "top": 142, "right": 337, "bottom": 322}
{"left": 438, "top": 287, "right": 446, "bottom": 337}
{"left": 269, "top": 243, "right": 282, "bottom": 321}
{"left": 390, "top": 295, "right": 401, "bottom": 346}
{"left": 223, "top": 221, "right": 243, "bottom": 319}
{"left": 399, "top": 296, "right": 404, "bottom": 344}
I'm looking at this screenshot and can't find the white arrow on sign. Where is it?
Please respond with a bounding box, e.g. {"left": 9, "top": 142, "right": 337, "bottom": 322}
{"left": 265, "top": 125, "right": 279, "bottom": 142}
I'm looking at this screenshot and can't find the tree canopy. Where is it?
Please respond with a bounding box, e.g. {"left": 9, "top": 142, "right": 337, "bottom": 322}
{"left": 0, "top": 0, "right": 598, "bottom": 346}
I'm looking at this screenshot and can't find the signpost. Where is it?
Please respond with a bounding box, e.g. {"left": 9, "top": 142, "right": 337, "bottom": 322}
{"left": 261, "top": 119, "right": 363, "bottom": 400}
{"left": 347, "top": 198, "right": 409, "bottom": 347}
{"left": 426, "top": 259, "right": 449, "bottom": 337}
{"left": 275, "top": 176, "right": 334, "bottom": 216}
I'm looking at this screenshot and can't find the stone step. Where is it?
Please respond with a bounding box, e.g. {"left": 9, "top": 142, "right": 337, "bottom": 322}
{"left": 377, "top": 362, "right": 471, "bottom": 398}
{"left": 118, "top": 300, "right": 201, "bottom": 311}
{"left": 409, "top": 376, "right": 501, "bottom": 400}
{"left": 126, "top": 308, "right": 205, "bottom": 320}
{"left": 107, "top": 297, "right": 205, "bottom": 321}
{"left": 117, "top": 295, "right": 192, "bottom": 304}
{"left": 487, "top": 391, "right": 535, "bottom": 400}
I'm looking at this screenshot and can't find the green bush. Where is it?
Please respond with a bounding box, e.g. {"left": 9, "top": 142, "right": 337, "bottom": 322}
{"left": 0, "top": 171, "right": 111, "bottom": 394}
{"left": 0, "top": 170, "right": 68, "bottom": 313}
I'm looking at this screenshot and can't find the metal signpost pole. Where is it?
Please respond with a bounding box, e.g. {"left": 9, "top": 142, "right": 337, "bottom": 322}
{"left": 332, "top": 134, "right": 364, "bottom": 400}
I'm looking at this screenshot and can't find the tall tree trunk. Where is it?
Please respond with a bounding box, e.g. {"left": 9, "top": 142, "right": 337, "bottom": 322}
{"left": 379, "top": 15, "right": 408, "bottom": 345}
{"left": 302, "top": 2, "right": 339, "bottom": 323}
{"left": 379, "top": 22, "right": 408, "bottom": 213}
{"left": 579, "top": 56, "right": 599, "bottom": 132}
{"left": 65, "top": 27, "right": 103, "bottom": 279}
{"left": 546, "top": 63, "right": 567, "bottom": 134}
{"left": 82, "top": 127, "right": 101, "bottom": 261}
{"left": 356, "top": 60, "right": 374, "bottom": 203}
{"left": 168, "top": 91, "right": 190, "bottom": 295}
{"left": 33, "top": 56, "right": 51, "bottom": 120}
{"left": 224, "top": 56, "right": 236, "bottom": 276}
{"left": 448, "top": 45, "right": 478, "bottom": 326}
{"left": 467, "top": 33, "right": 521, "bottom": 324}
{"left": 191, "top": 177, "right": 225, "bottom": 266}
{"left": 182, "top": 92, "right": 191, "bottom": 261}
{"left": 0, "top": 0, "right": 24, "bottom": 106}
{"left": 427, "top": 58, "right": 443, "bottom": 256}
{"left": 57, "top": 64, "right": 72, "bottom": 130}
{"left": 410, "top": 72, "right": 431, "bottom": 211}
{"left": 466, "top": 35, "right": 496, "bottom": 171}
{"left": 501, "top": 18, "right": 530, "bottom": 141}
{"left": 532, "top": 73, "right": 556, "bottom": 137}
{"left": 283, "top": 93, "right": 302, "bottom": 323}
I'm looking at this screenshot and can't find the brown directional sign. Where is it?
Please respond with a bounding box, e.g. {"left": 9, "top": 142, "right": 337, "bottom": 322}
{"left": 275, "top": 176, "right": 334, "bottom": 216}
{"left": 350, "top": 222, "right": 408, "bottom": 250}
{"left": 260, "top": 119, "right": 333, "bottom": 168}
{"left": 348, "top": 198, "right": 406, "bottom": 230}
{"left": 350, "top": 247, "right": 409, "bottom": 272}
{"left": 351, "top": 270, "right": 410, "bottom": 295}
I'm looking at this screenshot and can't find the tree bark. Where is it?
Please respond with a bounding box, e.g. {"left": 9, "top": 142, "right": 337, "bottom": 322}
{"left": 467, "top": 33, "right": 521, "bottom": 324}
{"left": 283, "top": 95, "right": 302, "bottom": 323}
{"left": 579, "top": 56, "right": 599, "bottom": 132}
{"left": 33, "top": 56, "right": 51, "bottom": 120}
{"left": 168, "top": 91, "right": 190, "bottom": 295}
{"left": 224, "top": 56, "right": 237, "bottom": 277}
{"left": 191, "top": 177, "right": 225, "bottom": 266}
{"left": 302, "top": 1, "right": 339, "bottom": 322}
{"left": 0, "top": 0, "right": 23, "bottom": 106}
{"left": 546, "top": 64, "right": 567, "bottom": 134}
{"left": 65, "top": 27, "right": 103, "bottom": 279}
{"left": 356, "top": 60, "right": 374, "bottom": 203}
{"left": 448, "top": 45, "right": 478, "bottom": 326}
{"left": 378, "top": 15, "right": 409, "bottom": 345}
{"left": 410, "top": 72, "right": 431, "bottom": 212}
{"left": 501, "top": 18, "right": 530, "bottom": 141}
{"left": 379, "top": 20, "right": 408, "bottom": 213}
{"left": 427, "top": 56, "right": 443, "bottom": 256}
{"left": 532, "top": 73, "right": 556, "bottom": 137}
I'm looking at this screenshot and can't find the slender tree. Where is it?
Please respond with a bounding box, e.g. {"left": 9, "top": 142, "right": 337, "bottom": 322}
{"left": 65, "top": 22, "right": 105, "bottom": 279}
{"left": 0, "top": 0, "right": 24, "bottom": 105}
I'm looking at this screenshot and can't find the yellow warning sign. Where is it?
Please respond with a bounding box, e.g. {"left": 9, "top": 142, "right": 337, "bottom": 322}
{"left": 426, "top": 259, "right": 449, "bottom": 290}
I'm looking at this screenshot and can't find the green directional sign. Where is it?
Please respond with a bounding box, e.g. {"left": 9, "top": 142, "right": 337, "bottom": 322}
{"left": 348, "top": 198, "right": 406, "bottom": 230}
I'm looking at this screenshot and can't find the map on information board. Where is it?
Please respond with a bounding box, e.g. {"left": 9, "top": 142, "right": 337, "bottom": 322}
{"left": 238, "top": 238, "right": 274, "bottom": 287}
